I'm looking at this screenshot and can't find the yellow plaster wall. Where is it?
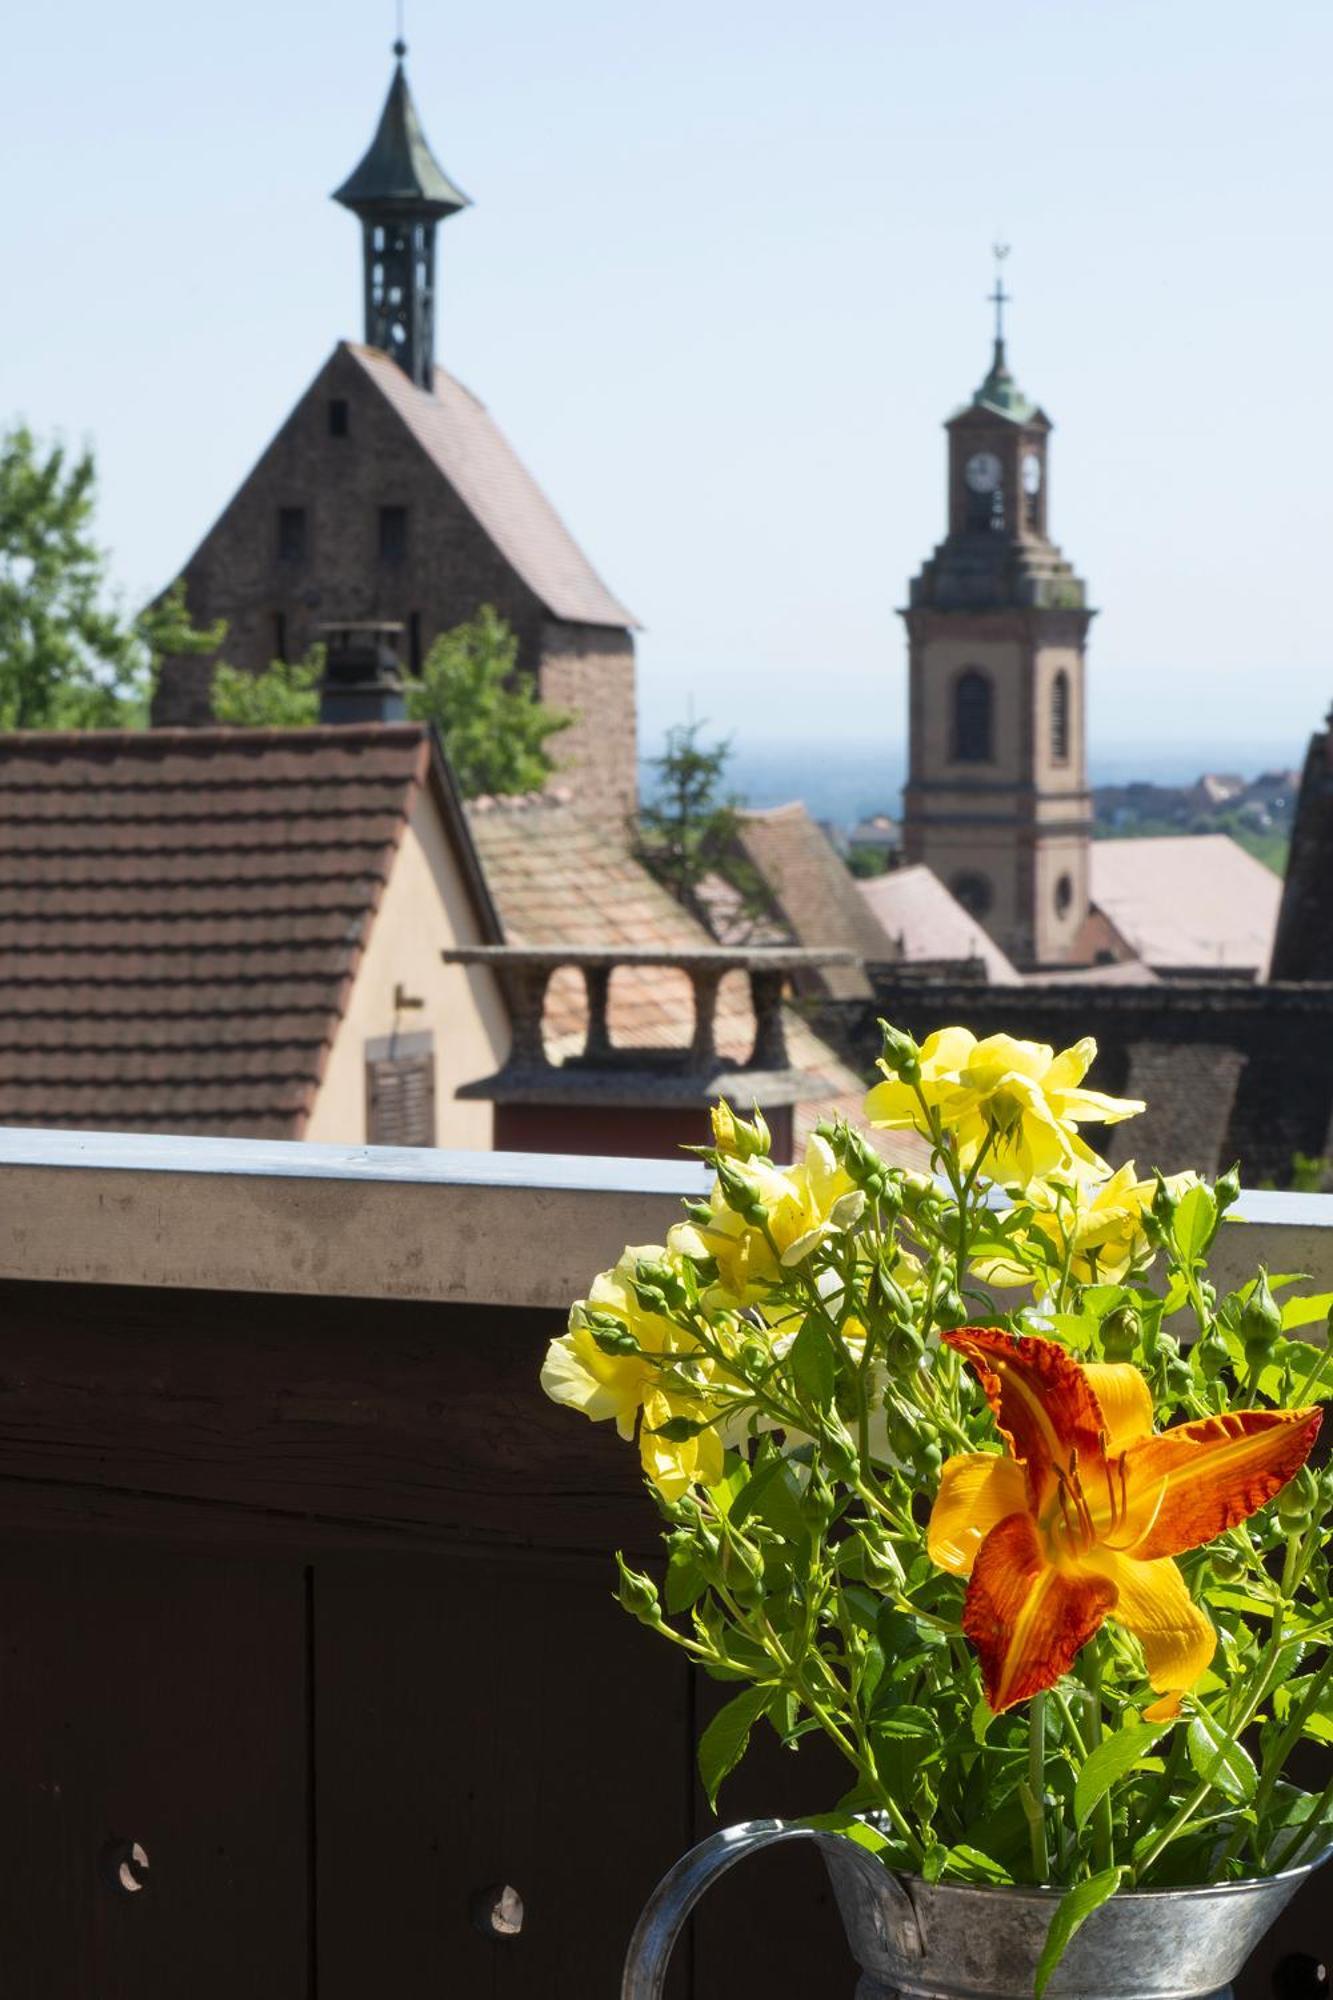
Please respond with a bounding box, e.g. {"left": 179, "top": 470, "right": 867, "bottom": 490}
{"left": 304, "top": 790, "right": 510, "bottom": 1148}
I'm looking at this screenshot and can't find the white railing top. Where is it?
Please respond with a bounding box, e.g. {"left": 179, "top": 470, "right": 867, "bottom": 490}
{"left": 0, "top": 1127, "right": 1328, "bottom": 1311}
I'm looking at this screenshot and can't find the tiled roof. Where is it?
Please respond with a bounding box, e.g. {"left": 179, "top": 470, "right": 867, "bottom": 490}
{"left": 467, "top": 794, "right": 930, "bottom": 1166}
{"left": 858, "top": 865, "right": 1022, "bottom": 984}
{"left": 730, "top": 804, "right": 897, "bottom": 1000}
{"left": 350, "top": 345, "right": 636, "bottom": 631}
{"left": 0, "top": 725, "right": 475, "bottom": 1136}
{"left": 1090, "top": 836, "right": 1281, "bottom": 977}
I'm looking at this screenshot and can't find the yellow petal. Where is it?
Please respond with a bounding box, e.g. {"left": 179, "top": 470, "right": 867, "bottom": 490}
{"left": 1083, "top": 1547, "right": 1216, "bottom": 1698}
{"left": 1044, "top": 1037, "right": 1097, "bottom": 1091}
{"left": 927, "top": 1452, "right": 1030, "bottom": 1575}
{"left": 864, "top": 1078, "right": 925, "bottom": 1130}
{"left": 1084, "top": 1363, "right": 1155, "bottom": 1454}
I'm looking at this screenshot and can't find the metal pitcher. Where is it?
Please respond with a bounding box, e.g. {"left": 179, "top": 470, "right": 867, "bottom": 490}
{"left": 621, "top": 1818, "right": 1330, "bottom": 2000}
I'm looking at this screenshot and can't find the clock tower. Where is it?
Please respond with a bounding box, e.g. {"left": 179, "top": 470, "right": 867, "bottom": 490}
{"left": 901, "top": 255, "right": 1094, "bottom": 969}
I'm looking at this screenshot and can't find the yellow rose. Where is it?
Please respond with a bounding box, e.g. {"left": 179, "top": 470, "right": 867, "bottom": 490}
{"left": 866, "top": 1027, "right": 1143, "bottom": 1189}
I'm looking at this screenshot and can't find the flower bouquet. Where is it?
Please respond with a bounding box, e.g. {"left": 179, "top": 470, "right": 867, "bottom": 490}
{"left": 542, "top": 1025, "right": 1333, "bottom": 1997}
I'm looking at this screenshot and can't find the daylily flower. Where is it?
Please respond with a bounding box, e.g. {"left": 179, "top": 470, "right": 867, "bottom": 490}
{"left": 928, "top": 1327, "right": 1320, "bottom": 1714}
{"left": 866, "top": 1028, "right": 1143, "bottom": 1188}
{"left": 975, "top": 1163, "right": 1195, "bottom": 1289}
{"left": 541, "top": 1246, "right": 725, "bottom": 1496}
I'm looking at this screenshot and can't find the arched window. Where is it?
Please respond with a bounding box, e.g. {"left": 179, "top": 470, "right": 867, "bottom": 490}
{"left": 953, "top": 669, "right": 993, "bottom": 763}
{"left": 1051, "top": 670, "right": 1071, "bottom": 764}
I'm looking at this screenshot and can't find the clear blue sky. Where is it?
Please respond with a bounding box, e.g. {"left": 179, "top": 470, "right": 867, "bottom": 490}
{"left": 3, "top": 0, "right": 1330, "bottom": 766}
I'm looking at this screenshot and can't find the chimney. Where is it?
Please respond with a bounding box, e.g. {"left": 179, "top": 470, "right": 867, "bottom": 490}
{"left": 317, "top": 623, "right": 407, "bottom": 724}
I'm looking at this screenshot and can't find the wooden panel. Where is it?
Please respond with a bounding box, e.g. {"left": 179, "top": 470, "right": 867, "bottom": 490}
{"left": 0, "top": 1541, "right": 308, "bottom": 1999}
{"left": 313, "top": 1552, "right": 691, "bottom": 1998}
{"left": 0, "top": 1280, "right": 653, "bottom": 1557}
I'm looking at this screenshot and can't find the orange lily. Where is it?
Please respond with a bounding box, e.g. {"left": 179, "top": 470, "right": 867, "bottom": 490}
{"left": 928, "top": 1327, "right": 1321, "bottom": 1714}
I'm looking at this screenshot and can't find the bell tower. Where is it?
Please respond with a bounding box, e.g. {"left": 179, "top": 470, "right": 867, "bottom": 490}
{"left": 901, "top": 251, "right": 1094, "bottom": 969}
{"left": 332, "top": 42, "right": 470, "bottom": 390}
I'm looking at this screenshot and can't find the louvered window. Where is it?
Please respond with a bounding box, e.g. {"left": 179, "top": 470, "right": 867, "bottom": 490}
{"left": 365, "top": 1031, "right": 436, "bottom": 1147}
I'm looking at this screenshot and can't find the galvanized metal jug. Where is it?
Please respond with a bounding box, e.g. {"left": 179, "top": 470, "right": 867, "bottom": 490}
{"left": 621, "top": 1818, "right": 1329, "bottom": 2000}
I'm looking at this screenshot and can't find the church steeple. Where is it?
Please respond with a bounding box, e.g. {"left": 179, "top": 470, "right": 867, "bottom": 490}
{"left": 332, "top": 45, "right": 471, "bottom": 390}
{"left": 899, "top": 252, "right": 1095, "bottom": 969}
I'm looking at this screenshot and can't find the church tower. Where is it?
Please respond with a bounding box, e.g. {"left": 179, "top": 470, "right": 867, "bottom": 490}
{"left": 332, "top": 42, "right": 470, "bottom": 389}
{"left": 901, "top": 255, "right": 1093, "bottom": 968}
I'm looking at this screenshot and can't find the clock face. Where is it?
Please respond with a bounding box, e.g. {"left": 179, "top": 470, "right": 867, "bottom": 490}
{"left": 964, "top": 450, "right": 1002, "bottom": 495}
{"left": 1023, "top": 452, "right": 1043, "bottom": 495}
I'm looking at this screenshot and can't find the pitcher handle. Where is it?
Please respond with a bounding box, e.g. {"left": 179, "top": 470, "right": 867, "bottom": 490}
{"left": 620, "top": 1818, "right": 922, "bottom": 2000}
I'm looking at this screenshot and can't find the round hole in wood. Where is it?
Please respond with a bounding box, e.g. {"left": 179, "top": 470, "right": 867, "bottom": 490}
{"left": 470, "top": 1883, "right": 524, "bottom": 1937}
{"left": 101, "top": 1839, "right": 150, "bottom": 1895}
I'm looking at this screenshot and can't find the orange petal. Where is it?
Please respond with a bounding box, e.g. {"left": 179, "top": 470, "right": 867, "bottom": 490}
{"left": 1120, "top": 1406, "right": 1322, "bottom": 1561}
{"left": 1084, "top": 1363, "right": 1155, "bottom": 1453}
{"left": 945, "top": 1327, "right": 1108, "bottom": 1484}
{"left": 927, "top": 1452, "right": 1031, "bottom": 1576}
{"left": 964, "top": 1511, "right": 1116, "bottom": 1712}
{"left": 1083, "top": 1546, "right": 1216, "bottom": 1698}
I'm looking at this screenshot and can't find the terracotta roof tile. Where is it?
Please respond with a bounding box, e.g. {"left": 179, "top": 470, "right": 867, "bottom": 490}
{"left": 0, "top": 725, "right": 432, "bottom": 1135}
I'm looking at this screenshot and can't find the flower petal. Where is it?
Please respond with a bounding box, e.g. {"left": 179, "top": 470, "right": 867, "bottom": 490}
{"left": 1083, "top": 1363, "right": 1155, "bottom": 1453}
{"left": 944, "top": 1327, "right": 1108, "bottom": 1483}
{"left": 1120, "top": 1407, "right": 1322, "bottom": 1560}
{"left": 1083, "top": 1546, "right": 1216, "bottom": 1698}
{"left": 927, "top": 1453, "right": 1030, "bottom": 1576}
{"left": 964, "top": 1512, "right": 1116, "bottom": 1711}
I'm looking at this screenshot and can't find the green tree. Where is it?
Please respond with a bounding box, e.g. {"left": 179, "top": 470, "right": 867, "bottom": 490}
{"left": 635, "top": 720, "right": 769, "bottom": 933}
{"left": 210, "top": 648, "right": 324, "bottom": 726}
{"left": 406, "top": 605, "right": 572, "bottom": 797}
{"left": 0, "top": 424, "right": 222, "bottom": 728}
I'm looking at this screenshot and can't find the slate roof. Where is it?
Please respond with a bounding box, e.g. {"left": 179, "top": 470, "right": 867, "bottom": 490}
{"left": 0, "top": 725, "right": 492, "bottom": 1136}
{"left": 332, "top": 60, "right": 471, "bottom": 218}
{"left": 350, "top": 344, "right": 637, "bottom": 630}
{"left": 1089, "top": 836, "right": 1281, "bottom": 977}
{"left": 857, "top": 864, "right": 1022, "bottom": 984}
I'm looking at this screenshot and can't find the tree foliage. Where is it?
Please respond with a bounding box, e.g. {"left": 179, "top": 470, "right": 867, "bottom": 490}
{"left": 210, "top": 648, "right": 324, "bottom": 726}
{"left": 405, "top": 604, "right": 571, "bottom": 798}
{"left": 0, "top": 425, "right": 222, "bottom": 728}
{"left": 635, "top": 720, "right": 769, "bottom": 933}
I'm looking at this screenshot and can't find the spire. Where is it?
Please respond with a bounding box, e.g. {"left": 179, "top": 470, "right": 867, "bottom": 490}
{"left": 973, "top": 243, "right": 1034, "bottom": 422}
{"left": 332, "top": 47, "right": 471, "bottom": 389}
{"left": 332, "top": 48, "right": 470, "bottom": 219}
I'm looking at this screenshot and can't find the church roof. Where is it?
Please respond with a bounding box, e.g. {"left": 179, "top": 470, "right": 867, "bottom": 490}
{"left": 948, "top": 339, "right": 1047, "bottom": 429}
{"left": 332, "top": 56, "right": 470, "bottom": 218}
{"left": 728, "top": 803, "right": 896, "bottom": 1000}
{"left": 0, "top": 725, "right": 495, "bottom": 1136}
{"left": 349, "top": 343, "right": 637, "bottom": 630}
{"left": 857, "top": 864, "right": 1022, "bottom": 984}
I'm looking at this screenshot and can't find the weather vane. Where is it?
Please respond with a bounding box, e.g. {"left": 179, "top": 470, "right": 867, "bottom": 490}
{"left": 394, "top": 0, "right": 407, "bottom": 59}
{"left": 989, "top": 242, "right": 1012, "bottom": 346}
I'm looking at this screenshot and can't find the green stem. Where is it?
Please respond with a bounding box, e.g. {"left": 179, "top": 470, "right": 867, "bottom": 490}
{"left": 1026, "top": 1692, "right": 1051, "bottom": 1882}
{"left": 1271, "top": 1766, "right": 1333, "bottom": 1874}
{"left": 1083, "top": 1642, "right": 1115, "bottom": 1872}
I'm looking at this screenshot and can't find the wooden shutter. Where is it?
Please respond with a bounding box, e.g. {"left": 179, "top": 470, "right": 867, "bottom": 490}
{"left": 365, "top": 1032, "right": 436, "bottom": 1147}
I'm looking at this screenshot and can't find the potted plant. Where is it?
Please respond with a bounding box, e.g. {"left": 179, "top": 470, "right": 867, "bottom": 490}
{"left": 541, "top": 1025, "right": 1333, "bottom": 2000}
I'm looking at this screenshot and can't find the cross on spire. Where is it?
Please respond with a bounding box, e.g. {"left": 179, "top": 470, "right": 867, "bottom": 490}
{"left": 989, "top": 242, "right": 1011, "bottom": 351}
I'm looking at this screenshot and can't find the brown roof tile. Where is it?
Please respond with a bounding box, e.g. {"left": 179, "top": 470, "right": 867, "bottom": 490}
{"left": 0, "top": 724, "right": 454, "bottom": 1136}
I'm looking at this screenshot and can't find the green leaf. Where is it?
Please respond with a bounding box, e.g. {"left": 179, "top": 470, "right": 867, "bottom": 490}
{"left": 1174, "top": 1184, "right": 1218, "bottom": 1265}
{"left": 867, "top": 1701, "right": 939, "bottom": 1738}
{"left": 697, "top": 1686, "right": 771, "bottom": 1810}
{"left": 1187, "top": 1712, "right": 1258, "bottom": 1804}
{"left": 1282, "top": 1292, "right": 1333, "bottom": 1331}
{"left": 647, "top": 1414, "right": 712, "bottom": 1441}
{"left": 1074, "top": 1722, "right": 1167, "bottom": 1829}
{"left": 1034, "top": 1868, "right": 1125, "bottom": 2000}
{"left": 939, "top": 1843, "right": 1013, "bottom": 1885}
{"left": 731, "top": 1453, "right": 811, "bottom": 1551}
{"left": 789, "top": 1317, "right": 836, "bottom": 1409}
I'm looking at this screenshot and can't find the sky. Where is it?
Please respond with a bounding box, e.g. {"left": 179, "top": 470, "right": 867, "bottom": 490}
{"left": 3, "top": 0, "right": 1331, "bottom": 772}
